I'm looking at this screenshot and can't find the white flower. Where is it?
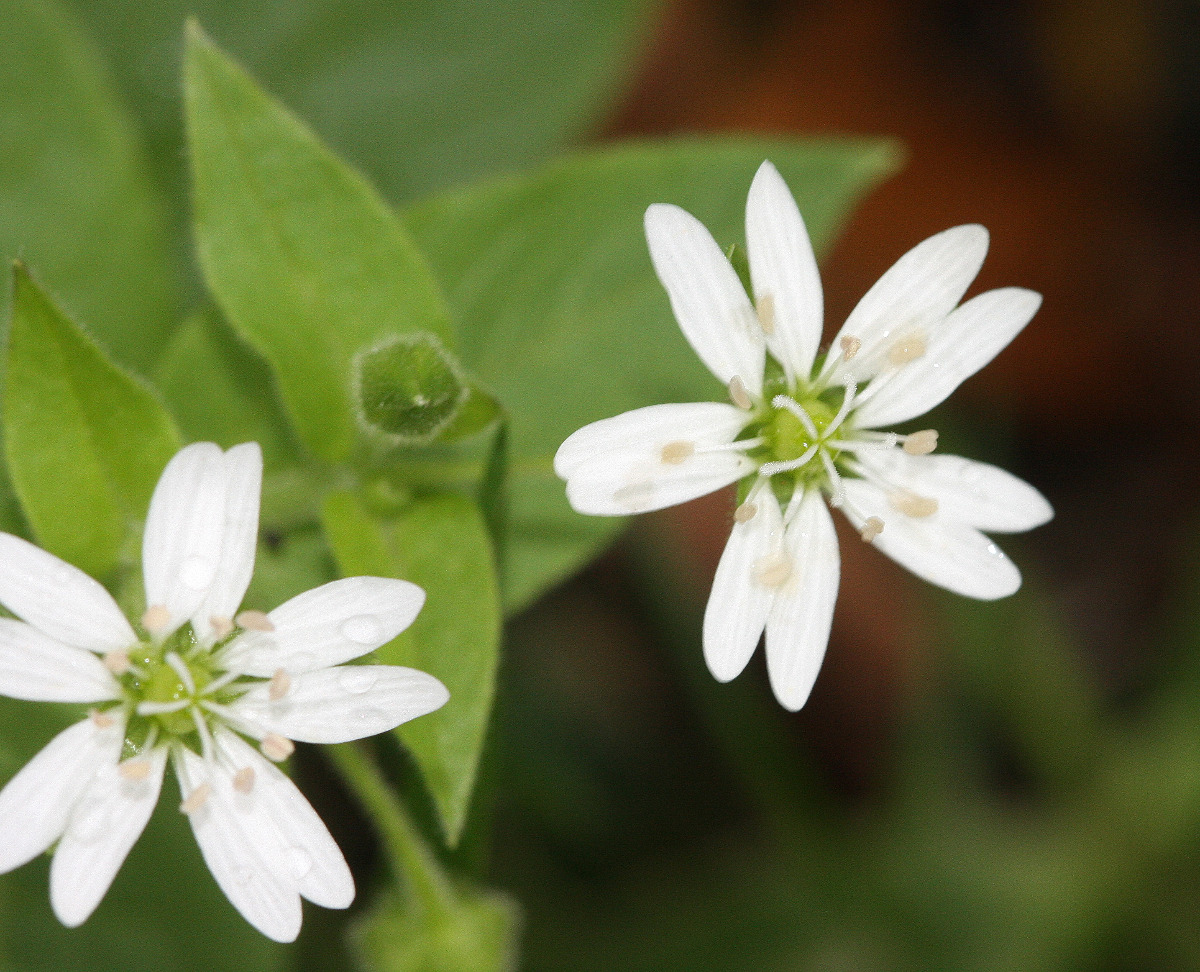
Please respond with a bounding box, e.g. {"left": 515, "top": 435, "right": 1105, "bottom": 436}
{"left": 555, "top": 160, "right": 1052, "bottom": 712}
{"left": 0, "top": 441, "right": 448, "bottom": 942}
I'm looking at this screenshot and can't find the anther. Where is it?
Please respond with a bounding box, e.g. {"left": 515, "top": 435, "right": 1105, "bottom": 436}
{"left": 734, "top": 501, "right": 758, "bottom": 524}
{"left": 902, "top": 429, "right": 938, "bottom": 455}
{"left": 89, "top": 709, "right": 115, "bottom": 729}
{"left": 233, "top": 767, "right": 256, "bottom": 794}
{"left": 180, "top": 783, "right": 211, "bottom": 815}
{"left": 268, "top": 668, "right": 292, "bottom": 702}
{"left": 142, "top": 604, "right": 170, "bottom": 634}
{"left": 236, "top": 610, "right": 275, "bottom": 633}
{"left": 728, "top": 375, "right": 753, "bottom": 410}
{"left": 860, "top": 517, "right": 885, "bottom": 543}
{"left": 103, "top": 650, "right": 131, "bottom": 675}
{"left": 890, "top": 491, "right": 939, "bottom": 518}
{"left": 840, "top": 335, "right": 862, "bottom": 360}
{"left": 660, "top": 440, "right": 695, "bottom": 465}
{"left": 119, "top": 759, "right": 152, "bottom": 781}
{"left": 752, "top": 552, "right": 793, "bottom": 589}
{"left": 210, "top": 615, "right": 234, "bottom": 639}
{"left": 756, "top": 294, "right": 776, "bottom": 335}
{"left": 261, "top": 733, "right": 295, "bottom": 762}
{"left": 887, "top": 334, "right": 927, "bottom": 365}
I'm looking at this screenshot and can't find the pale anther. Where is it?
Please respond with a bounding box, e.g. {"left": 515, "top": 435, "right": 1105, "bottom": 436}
{"left": 756, "top": 293, "right": 775, "bottom": 335}
{"left": 860, "top": 516, "right": 885, "bottom": 543}
{"left": 268, "top": 667, "right": 292, "bottom": 702}
{"left": 233, "top": 767, "right": 256, "bottom": 794}
{"left": 180, "top": 783, "right": 211, "bottom": 815}
{"left": 89, "top": 708, "right": 115, "bottom": 729}
{"left": 261, "top": 733, "right": 295, "bottom": 762}
{"left": 890, "top": 491, "right": 939, "bottom": 518}
{"left": 887, "top": 334, "right": 927, "bottom": 365}
{"left": 119, "top": 759, "right": 152, "bottom": 781}
{"left": 141, "top": 604, "right": 170, "bottom": 634}
{"left": 728, "top": 375, "right": 753, "bottom": 410}
{"left": 209, "top": 615, "right": 234, "bottom": 639}
{"left": 734, "top": 500, "right": 758, "bottom": 524}
{"left": 236, "top": 610, "right": 275, "bottom": 633}
{"left": 660, "top": 440, "right": 695, "bottom": 465}
{"left": 840, "top": 335, "right": 862, "bottom": 360}
{"left": 903, "top": 429, "right": 938, "bottom": 455}
{"left": 752, "top": 552, "right": 793, "bottom": 589}
{"left": 103, "top": 650, "right": 131, "bottom": 675}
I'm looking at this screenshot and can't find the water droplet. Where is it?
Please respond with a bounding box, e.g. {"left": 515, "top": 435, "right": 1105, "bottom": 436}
{"left": 233, "top": 866, "right": 255, "bottom": 887}
{"left": 286, "top": 845, "right": 313, "bottom": 880}
{"left": 181, "top": 555, "right": 215, "bottom": 590}
{"left": 338, "top": 668, "right": 378, "bottom": 694}
{"left": 340, "top": 615, "right": 382, "bottom": 646}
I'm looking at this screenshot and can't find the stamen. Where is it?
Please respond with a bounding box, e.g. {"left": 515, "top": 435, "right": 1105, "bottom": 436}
{"left": 180, "top": 782, "right": 211, "bottom": 815}
{"left": 236, "top": 610, "right": 275, "bottom": 633}
{"left": 759, "top": 443, "right": 819, "bottom": 478}
{"left": 89, "top": 708, "right": 115, "bottom": 729}
{"left": 142, "top": 604, "right": 170, "bottom": 634}
{"left": 734, "top": 500, "right": 758, "bottom": 524}
{"left": 887, "top": 334, "right": 927, "bottom": 365}
{"left": 890, "top": 491, "right": 939, "bottom": 518}
{"left": 137, "top": 699, "right": 190, "bottom": 716}
{"left": 210, "top": 615, "right": 234, "bottom": 639}
{"left": 119, "top": 758, "right": 152, "bottom": 781}
{"left": 261, "top": 733, "right": 295, "bottom": 762}
{"left": 103, "top": 650, "right": 131, "bottom": 675}
{"left": 728, "top": 375, "right": 753, "bottom": 410}
{"left": 824, "top": 380, "right": 858, "bottom": 440}
{"left": 191, "top": 706, "right": 215, "bottom": 763}
{"left": 268, "top": 668, "right": 292, "bottom": 702}
{"left": 902, "top": 429, "right": 938, "bottom": 455}
{"left": 860, "top": 516, "right": 885, "bottom": 542}
{"left": 660, "top": 440, "right": 695, "bottom": 465}
{"left": 756, "top": 294, "right": 775, "bottom": 335}
{"left": 232, "top": 767, "right": 256, "bottom": 794}
{"left": 771, "top": 395, "right": 819, "bottom": 440}
{"left": 820, "top": 450, "right": 845, "bottom": 507}
{"left": 752, "top": 552, "right": 793, "bottom": 589}
{"left": 840, "top": 335, "right": 862, "bottom": 360}
{"left": 166, "top": 652, "right": 196, "bottom": 696}
{"left": 783, "top": 483, "right": 805, "bottom": 525}
{"left": 200, "top": 668, "right": 242, "bottom": 697}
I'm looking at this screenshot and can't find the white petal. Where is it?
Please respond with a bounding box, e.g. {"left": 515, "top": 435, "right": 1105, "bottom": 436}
{"left": 0, "top": 716, "right": 123, "bottom": 873}
{"left": 143, "top": 443, "right": 229, "bottom": 637}
{"left": 193, "top": 443, "right": 263, "bottom": 644}
{"left": 745, "top": 160, "right": 823, "bottom": 380}
{"left": 645, "top": 203, "right": 766, "bottom": 396}
{"left": 853, "top": 450, "right": 1053, "bottom": 533}
{"left": 829, "top": 225, "right": 989, "bottom": 383}
{"left": 229, "top": 665, "right": 449, "bottom": 744}
{"left": 175, "top": 746, "right": 302, "bottom": 943}
{"left": 702, "top": 487, "right": 781, "bottom": 682}
{"left": 557, "top": 402, "right": 756, "bottom": 516}
{"left": 0, "top": 619, "right": 120, "bottom": 703}
{"left": 842, "top": 479, "right": 1021, "bottom": 599}
{"left": 852, "top": 288, "right": 1042, "bottom": 429}
{"left": 51, "top": 746, "right": 166, "bottom": 927}
{"left": 221, "top": 577, "right": 426, "bottom": 677}
{"left": 0, "top": 533, "right": 135, "bottom": 652}
{"left": 215, "top": 731, "right": 354, "bottom": 909}
{"left": 764, "top": 491, "right": 840, "bottom": 711}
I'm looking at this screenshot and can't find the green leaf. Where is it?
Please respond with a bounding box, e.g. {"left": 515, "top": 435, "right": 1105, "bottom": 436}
{"left": 185, "top": 23, "right": 455, "bottom": 465}
{"left": 4, "top": 266, "right": 179, "bottom": 580}
{"left": 323, "top": 492, "right": 502, "bottom": 844}
{"left": 64, "top": 0, "right": 659, "bottom": 205}
{"left": 355, "top": 334, "right": 469, "bottom": 445}
{"left": 403, "top": 138, "right": 900, "bottom": 612}
{"left": 0, "top": 0, "right": 177, "bottom": 374}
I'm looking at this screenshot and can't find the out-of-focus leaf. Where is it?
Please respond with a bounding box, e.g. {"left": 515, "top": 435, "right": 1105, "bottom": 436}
{"left": 355, "top": 334, "right": 469, "bottom": 445}
{"left": 403, "top": 139, "right": 899, "bottom": 612}
{"left": 323, "top": 492, "right": 501, "bottom": 845}
{"left": 4, "top": 266, "right": 179, "bottom": 580}
{"left": 64, "top": 0, "right": 659, "bottom": 205}
{"left": 0, "top": 0, "right": 177, "bottom": 373}
{"left": 185, "top": 24, "right": 455, "bottom": 466}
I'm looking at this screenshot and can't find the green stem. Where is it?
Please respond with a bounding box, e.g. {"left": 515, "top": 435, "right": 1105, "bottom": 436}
{"left": 328, "top": 742, "right": 455, "bottom": 917}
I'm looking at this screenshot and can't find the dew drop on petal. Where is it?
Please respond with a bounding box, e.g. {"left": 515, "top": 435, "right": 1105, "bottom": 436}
{"left": 340, "top": 615, "right": 383, "bottom": 646}
{"left": 181, "top": 555, "right": 216, "bottom": 590}
{"left": 286, "top": 846, "right": 313, "bottom": 880}
{"left": 338, "top": 668, "right": 379, "bottom": 694}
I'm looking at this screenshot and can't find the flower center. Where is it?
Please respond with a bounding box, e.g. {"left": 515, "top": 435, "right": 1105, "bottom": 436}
{"left": 765, "top": 395, "right": 835, "bottom": 463}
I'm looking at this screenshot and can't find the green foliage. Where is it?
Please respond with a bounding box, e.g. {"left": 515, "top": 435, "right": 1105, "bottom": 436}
{"left": 4, "top": 266, "right": 179, "bottom": 580}
{"left": 323, "top": 493, "right": 502, "bottom": 845}
{"left": 185, "top": 23, "right": 455, "bottom": 465}
{"left": 356, "top": 334, "right": 469, "bottom": 444}
{"left": 404, "top": 138, "right": 900, "bottom": 611}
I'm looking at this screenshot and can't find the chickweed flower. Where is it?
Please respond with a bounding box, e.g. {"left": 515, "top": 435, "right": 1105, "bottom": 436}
{"left": 555, "top": 161, "right": 1052, "bottom": 711}
{"left": 0, "top": 441, "right": 448, "bottom": 941}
